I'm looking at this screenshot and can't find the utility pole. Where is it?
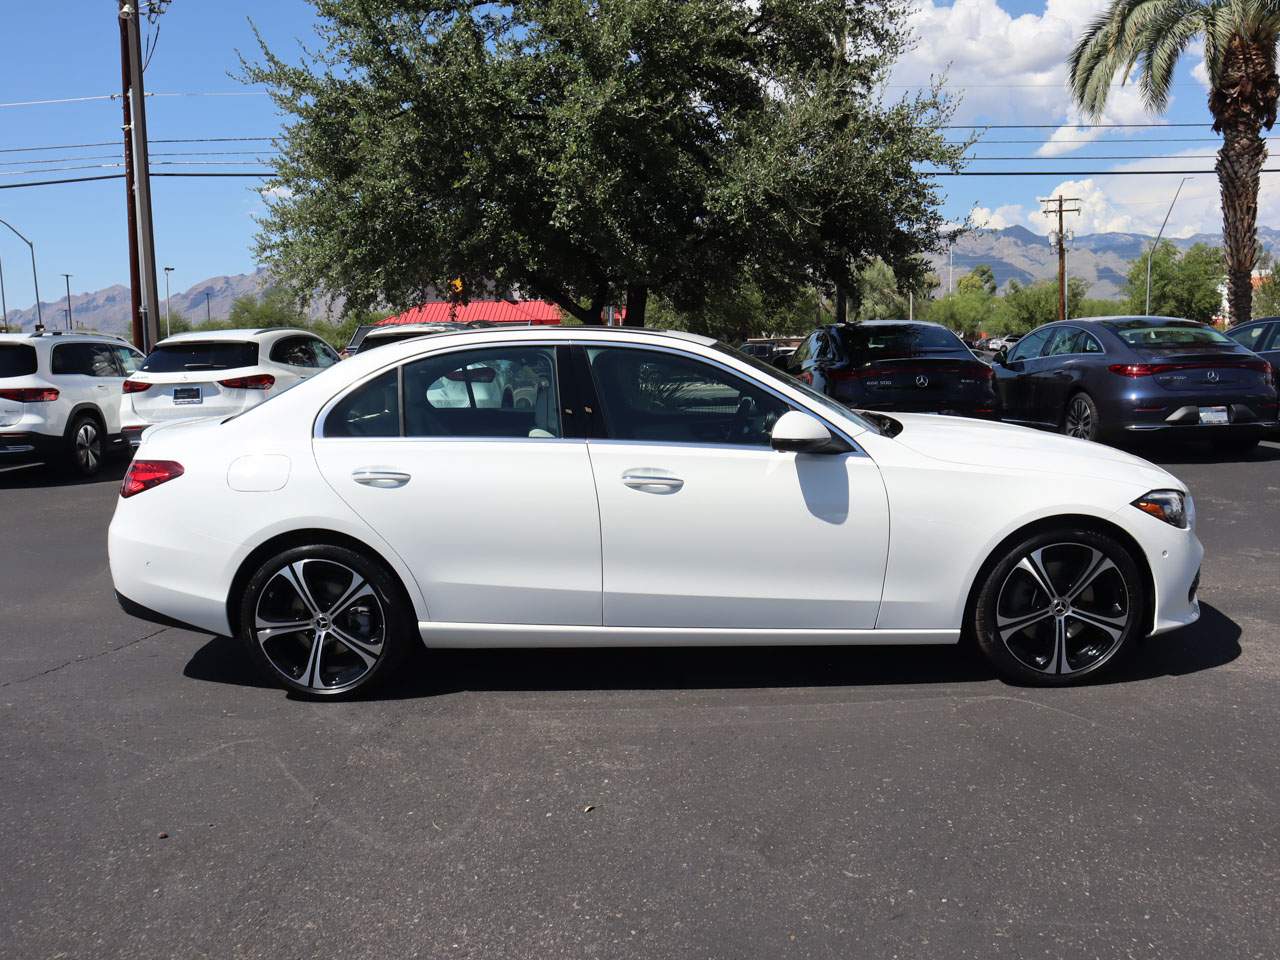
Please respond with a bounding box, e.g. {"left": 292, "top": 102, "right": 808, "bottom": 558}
{"left": 205, "top": 291, "right": 211, "bottom": 323}
{"left": 1039, "top": 195, "right": 1081, "bottom": 322}
{"left": 118, "top": 3, "right": 143, "bottom": 348}
{"left": 948, "top": 244, "right": 954, "bottom": 293}
{"left": 62, "top": 274, "right": 73, "bottom": 330}
{"left": 118, "top": 1, "right": 162, "bottom": 351}
{"left": 163, "top": 265, "right": 173, "bottom": 338}
{"left": 0, "top": 254, "right": 7, "bottom": 333}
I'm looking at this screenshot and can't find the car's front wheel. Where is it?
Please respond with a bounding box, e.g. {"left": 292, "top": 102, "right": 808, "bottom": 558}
{"left": 238, "top": 544, "right": 412, "bottom": 698}
{"left": 973, "top": 528, "right": 1146, "bottom": 685}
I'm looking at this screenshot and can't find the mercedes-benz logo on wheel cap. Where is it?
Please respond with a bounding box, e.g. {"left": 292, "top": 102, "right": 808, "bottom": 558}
{"left": 915, "top": 374, "right": 929, "bottom": 388}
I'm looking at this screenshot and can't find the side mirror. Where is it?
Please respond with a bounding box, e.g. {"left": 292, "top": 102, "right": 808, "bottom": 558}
{"left": 771, "top": 410, "right": 840, "bottom": 454}
{"left": 994, "top": 347, "right": 1008, "bottom": 365}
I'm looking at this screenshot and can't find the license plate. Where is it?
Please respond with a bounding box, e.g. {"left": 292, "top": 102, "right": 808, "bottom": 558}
{"left": 172, "top": 386, "right": 202, "bottom": 405}
{"left": 1198, "top": 405, "right": 1229, "bottom": 425}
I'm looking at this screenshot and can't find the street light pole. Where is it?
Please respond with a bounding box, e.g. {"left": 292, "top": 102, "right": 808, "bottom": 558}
{"left": 0, "top": 216, "right": 43, "bottom": 331}
{"left": 0, "top": 254, "right": 8, "bottom": 333}
{"left": 205, "top": 291, "right": 211, "bottom": 323}
{"left": 163, "top": 266, "right": 173, "bottom": 338}
{"left": 1145, "top": 176, "right": 1192, "bottom": 316}
{"left": 62, "top": 274, "right": 73, "bottom": 330}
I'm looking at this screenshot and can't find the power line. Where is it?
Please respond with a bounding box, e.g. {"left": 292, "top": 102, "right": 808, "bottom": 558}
{"left": 0, "top": 137, "right": 275, "bottom": 155}
{"left": 0, "top": 90, "right": 269, "bottom": 109}
{"left": 942, "top": 122, "right": 1211, "bottom": 129}
{"left": 930, "top": 169, "right": 1280, "bottom": 176}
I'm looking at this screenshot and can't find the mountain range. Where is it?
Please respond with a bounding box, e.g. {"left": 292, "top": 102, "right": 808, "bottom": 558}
{"left": 4, "top": 225, "right": 1277, "bottom": 334}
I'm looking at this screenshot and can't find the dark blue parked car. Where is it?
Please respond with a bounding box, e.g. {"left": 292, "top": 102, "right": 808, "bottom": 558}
{"left": 993, "top": 316, "right": 1278, "bottom": 451}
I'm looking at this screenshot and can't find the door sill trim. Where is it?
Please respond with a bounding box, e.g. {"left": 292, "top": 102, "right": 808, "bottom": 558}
{"left": 418, "top": 622, "right": 960, "bottom": 648}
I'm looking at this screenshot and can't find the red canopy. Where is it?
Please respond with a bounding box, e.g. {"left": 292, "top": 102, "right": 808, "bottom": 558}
{"left": 378, "top": 299, "right": 562, "bottom": 326}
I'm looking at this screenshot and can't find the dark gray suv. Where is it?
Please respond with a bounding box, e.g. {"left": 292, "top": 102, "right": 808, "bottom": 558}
{"left": 993, "top": 316, "right": 1278, "bottom": 451}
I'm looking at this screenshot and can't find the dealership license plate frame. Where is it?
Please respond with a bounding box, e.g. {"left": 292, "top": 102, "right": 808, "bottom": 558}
{"left": 1198, "top": 405, "right": 1229, "bottom": 425}
{"left": 172, "top": 386, "right": 203, "bottom": 406}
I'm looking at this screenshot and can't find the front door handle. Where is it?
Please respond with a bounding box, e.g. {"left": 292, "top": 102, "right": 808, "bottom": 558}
{"left": 352, "top": 467, "right": 411, "bottom": 488}
{"left": 622, "top": 469, "right": 684, "bottom": 493}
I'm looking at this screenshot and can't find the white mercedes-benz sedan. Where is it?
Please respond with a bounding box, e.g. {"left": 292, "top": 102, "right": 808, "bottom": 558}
{"left": 108, "top": 326, "right": 1203, "bottom": 696}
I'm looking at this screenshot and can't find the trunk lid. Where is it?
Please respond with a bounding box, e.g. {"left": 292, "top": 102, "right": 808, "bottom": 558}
{"left": 1125, "top": 349, "right": 1272, "bottom": 393}
{"left": 125, "top": 368, "right": 262, "bottom": 423}
{"left": 838, "top": 355, "right": 994, "bottom": 407}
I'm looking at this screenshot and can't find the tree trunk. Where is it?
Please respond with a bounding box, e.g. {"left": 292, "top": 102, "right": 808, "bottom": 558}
{"left": 623, "top": 284, "right": 648, "bottom": 327}
{"left": 1210, "top": 36, "right": 1279, "bottom": 325}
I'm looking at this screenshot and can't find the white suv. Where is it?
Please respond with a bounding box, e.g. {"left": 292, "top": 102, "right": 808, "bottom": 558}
{"left": 120, "top": 328, "right": 340, "bottom": 446}
{"left": 0, "top": 331, "right": 145, "bottom": 476}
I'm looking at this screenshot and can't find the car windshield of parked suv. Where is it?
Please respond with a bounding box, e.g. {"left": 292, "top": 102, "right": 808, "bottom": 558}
{"left": 1107, "top": 321, "right": 1234, "bottom": 349}
{"left": 712, "top": 342, "right": 879, "bottom": 435}
{"left": 836, "top": 324, "right": 968, "bottom": 358}
{"left": 141, "top": 341, "right": 260, "bottom": 372}
{"left": 0, "top": 344, "right": 38, "bottom": 377}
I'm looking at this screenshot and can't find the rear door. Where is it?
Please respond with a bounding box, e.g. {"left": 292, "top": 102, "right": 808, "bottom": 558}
{"left": 313, "top": 343, "right": 603, "bottom": 626}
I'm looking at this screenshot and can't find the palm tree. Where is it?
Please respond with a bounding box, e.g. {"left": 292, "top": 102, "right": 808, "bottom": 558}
{"left": 1069, "top": 1, "right": 1280, "bottom": 323}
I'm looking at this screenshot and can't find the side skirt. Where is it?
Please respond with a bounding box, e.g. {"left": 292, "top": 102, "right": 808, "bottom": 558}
{"left": 418, "top": 622, "right": 961, "bottom": 648}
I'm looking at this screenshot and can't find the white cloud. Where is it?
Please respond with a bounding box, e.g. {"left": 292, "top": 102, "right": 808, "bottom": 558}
{"left": 895, "top": 0, "right": 1166, "bottom": 155}
{"left": 971, "top": 203, "right": 1026, "bottom": 229}
{"left": 259, "top": 184, "right": 293, "bottom": 201}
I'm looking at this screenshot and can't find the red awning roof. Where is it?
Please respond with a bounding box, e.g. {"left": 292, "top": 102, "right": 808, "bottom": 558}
{"left": 378, "top": 299, "right": 562, "bottom": 326}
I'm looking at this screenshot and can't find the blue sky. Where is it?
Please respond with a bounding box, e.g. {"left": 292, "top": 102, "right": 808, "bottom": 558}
{"left": 0, "top": 0, "right": 1260, "bottom": 309}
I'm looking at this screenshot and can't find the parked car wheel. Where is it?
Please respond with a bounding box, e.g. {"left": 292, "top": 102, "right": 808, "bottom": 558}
{"left": 238, "top": 544, "right": 411, "bottom": 698}
{"left": 973, "top": 528, "right": 1145, "bottom": 686}
{"left": 1062, "top": 392, "right": 1101, "bottom": 442}
{"left": 1210, "top": 434, "right": 1260, "bottom": 455}
{"left": 65, "top": 413, "right": 105, "bottom": 477}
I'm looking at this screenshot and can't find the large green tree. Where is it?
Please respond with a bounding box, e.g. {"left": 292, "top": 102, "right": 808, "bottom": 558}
{"left": 244, "top": 0, "right": 964, "bottom": 325}
{"left": 1069, "top": 0, "right": 1280, "bottom": 324}
{"left": 1124, "top": 241, "right": 1225, "bottom": 322}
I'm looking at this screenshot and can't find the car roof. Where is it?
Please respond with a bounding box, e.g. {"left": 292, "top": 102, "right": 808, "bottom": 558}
{"left": 365, "top": 323, "right": 460, "bottom": 337}
{"left": 832, "top": 319, "right": 950, "bottom": 330}
{"left": 1080, "top": 316, "right": 1199, "bottom": 328}
{"left": 155, "top": 327, "right": 317, "bottom": 345}
{"left": 0, "top": 330, "right": 131, "bottom": 345}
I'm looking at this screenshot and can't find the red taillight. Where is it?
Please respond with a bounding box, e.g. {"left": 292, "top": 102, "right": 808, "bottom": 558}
{"left": 0, "top": 387, "right": 59, "bottom": 402}
{"left": 1109, "top": 363, "right": 1155, "bottom": 378}
{"left": 122, "top": 379, "right": 151, "bottom": 394}
{"left": 218, "top": 374, "right": 275, "bottom": 390}
{"left": 121, "top": 459, "right": 185, "bottom": 498}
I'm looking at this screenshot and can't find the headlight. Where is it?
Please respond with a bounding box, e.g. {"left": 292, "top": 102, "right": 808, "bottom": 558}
{"left": 1132, "top": 489, "right": 1190, "bottom": 529}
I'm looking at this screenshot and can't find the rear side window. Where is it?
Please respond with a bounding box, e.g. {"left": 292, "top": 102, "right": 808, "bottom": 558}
{"left": 142, "top": 341, "right": 259, "bottom": 372}
{"left": 403, "top": 346, "right": 561, "bottom": 439}
{"left": 114, "top": 345, "right": 143, "bottom": 375}
{"left": 0, "top": 344, "right": 37, "bottom": 377}
{"left": 324, "top": 369, "right": 400, "bottom": 438}
{"left": 836, "top": 324, "right": 967, "bottom": 360}
{"left": 1009, "top": 328, "right": 1052, "bottom": 362}
{"left": 1227, "top": 323, "right": 1270, "bottom": 351}
{"left": 271, "top": 336, "right": 316, "bottom": 367}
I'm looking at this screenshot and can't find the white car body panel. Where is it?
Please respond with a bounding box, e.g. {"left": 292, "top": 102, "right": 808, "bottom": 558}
{"left": 107, "top": 327, "right": 1202, "bottom": 653}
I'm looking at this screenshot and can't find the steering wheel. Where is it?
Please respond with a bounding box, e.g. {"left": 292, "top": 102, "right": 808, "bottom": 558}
{"left": 730, "top": 395, "right": 757, "bottom": 442}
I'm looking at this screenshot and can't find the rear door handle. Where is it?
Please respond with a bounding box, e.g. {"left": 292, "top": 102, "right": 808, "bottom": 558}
{"left": 622, "top": 470, "right": 684, "bottom": 492}
{"left": 352, "top": 468, "right": 411, "bottom": 488}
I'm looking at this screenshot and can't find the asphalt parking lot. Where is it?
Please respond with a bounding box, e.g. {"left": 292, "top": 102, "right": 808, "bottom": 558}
{"left": 2, "top": 440, "right": 1279, "bottom": 960}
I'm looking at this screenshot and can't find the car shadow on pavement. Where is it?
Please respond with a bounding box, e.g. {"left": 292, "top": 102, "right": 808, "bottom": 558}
{"left": 0, "top": 457, "right": 128, "bottom": 489}
{"left": 1129, "top": 437, "right": 1280, "bottom": 466}
{"left": 182, "top": 603, "right": 1241, "bottom": 699}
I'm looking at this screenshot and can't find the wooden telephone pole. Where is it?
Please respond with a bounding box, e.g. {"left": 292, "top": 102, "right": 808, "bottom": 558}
{"left": 1039, "top": 195, "right": 1080, "bottom": 322}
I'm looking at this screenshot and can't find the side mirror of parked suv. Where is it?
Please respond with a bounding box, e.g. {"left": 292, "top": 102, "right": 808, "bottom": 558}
{"left": 771, "top": 410, "right": 844, "bottom": 454}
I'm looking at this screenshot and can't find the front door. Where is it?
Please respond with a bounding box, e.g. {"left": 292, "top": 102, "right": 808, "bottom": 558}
{"left": 579, "top": 345, "right": 890, "bottom": 630}
{"left": 313, "top": 344, "right": 603, "bottom": 626}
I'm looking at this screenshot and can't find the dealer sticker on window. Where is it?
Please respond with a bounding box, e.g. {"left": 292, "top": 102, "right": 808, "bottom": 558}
{"left": 1198, "top": 405, "right": 1229, "bottom": 425}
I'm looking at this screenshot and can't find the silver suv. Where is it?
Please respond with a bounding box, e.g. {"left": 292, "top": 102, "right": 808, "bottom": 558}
{"left": 0, "top": 331, "right": 144, "bottom": 476}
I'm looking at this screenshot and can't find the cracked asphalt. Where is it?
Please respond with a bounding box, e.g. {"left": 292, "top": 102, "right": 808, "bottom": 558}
{"left": 2, "top": 440, "right": 1279, "bottom": 959}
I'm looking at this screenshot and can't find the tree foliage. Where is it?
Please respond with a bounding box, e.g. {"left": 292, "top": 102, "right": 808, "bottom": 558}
{"left": 957, "top": 263, "right": 996, "bottom": 296}
{"left": 243, "top": 0, "right": 965, "bottom": 326}
{"left": 1124, "top": 241, "right": 1224, "bottom": 322}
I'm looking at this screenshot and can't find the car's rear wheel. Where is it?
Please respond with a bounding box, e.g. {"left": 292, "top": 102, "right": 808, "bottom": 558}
{"left": 238, "top": 544, "right": 412, "bottom": 698}
{"left": 973, "top": 528, "right": 1145, "bottom": 686}
{"left": 64, "top": 413, "right": 104, "bottom": 477}
{"left": 1062, "top": 392, "right": 1100, "bottom": 442}
{"left": 1210, "top": 434, "right": 1260, "bottom": 455}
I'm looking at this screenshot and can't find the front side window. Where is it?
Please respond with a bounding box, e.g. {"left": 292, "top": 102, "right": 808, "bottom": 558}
{"left": 403, "top": 346, "right": 561, "bottom": 439}
{"left": 1009, "top": 328, "right": 1051, "bottom": 362}
{"left": 586, "top": 347, "right": 789, "bottom": 446}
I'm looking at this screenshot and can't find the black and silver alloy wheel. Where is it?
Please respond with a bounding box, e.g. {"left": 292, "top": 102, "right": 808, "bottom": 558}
{"left": 1064, "top": 393, "right": 1097, "bottom": 441}
{"left": 241, "top": 545, "right": 408, "bottom": 697}
{"left": 974, "top": 529, "right": 1144, "bottom": 685}
{"left": 67, "top": 415, "right": 103, "bottom": 476}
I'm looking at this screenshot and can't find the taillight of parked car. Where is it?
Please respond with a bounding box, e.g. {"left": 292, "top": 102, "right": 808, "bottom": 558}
{"left": 120, "top": 459, "right": 185, "bottom": 498}
{"left": 218, "top": 374, "right": 275, "bottom": 390}
{"left": 1110, "top": 359, "right": 1273, "bottom": 378}
{"left": 0, "top": 387, "right": 59, "bottom": 402}
{"left": 122, "top": 379, "right": 151, "bottom": 394}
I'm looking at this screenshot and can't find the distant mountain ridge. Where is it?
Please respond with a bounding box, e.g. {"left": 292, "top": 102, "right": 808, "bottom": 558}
{"left": 5, "top": 224, "right": 1278, "bottom": 332}
{"left": 929, "top": 225, "right": 1280, "bottom": 300}
{"left": 2, "top": 268, "right": 341, "bottom": 337}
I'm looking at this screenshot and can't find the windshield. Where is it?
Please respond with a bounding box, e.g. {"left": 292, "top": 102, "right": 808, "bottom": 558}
{"left": 711, "top": 342, "right": 878, "bottom": 434}
{"left": 1108, "top": 322, "right": 1233, "bottom": 349}
{"left": 358, "top": 330, "right": 445, "bottom": 353}
{"left": 837, "top": 324, "right": 968, "bottom": 359}
{"left": 142, "top": 341, "right": 259, "bottom": 372}
{"left": 0, "top": 344, "right": 38, "bottom": 377}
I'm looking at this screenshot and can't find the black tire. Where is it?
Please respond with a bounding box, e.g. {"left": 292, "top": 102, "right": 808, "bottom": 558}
{"left": 1062, "top": 391, "right": 1101, "bottom": 442}
{"left": 63, "top": 412, "right": 105, "bottom": 477}
{"left": 238, "top": 543, "right": 413, "bottom": 698}
{"left": 973, "top": 527, "right": 1146, "bottom": 686}
{"left": 1210, "top": 434, "right": 1260, "bottom": 455}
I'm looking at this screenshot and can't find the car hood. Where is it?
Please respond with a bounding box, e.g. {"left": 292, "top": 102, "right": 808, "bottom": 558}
{"left": 885, "top": 413, "right": 1181, "bottom": 490}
